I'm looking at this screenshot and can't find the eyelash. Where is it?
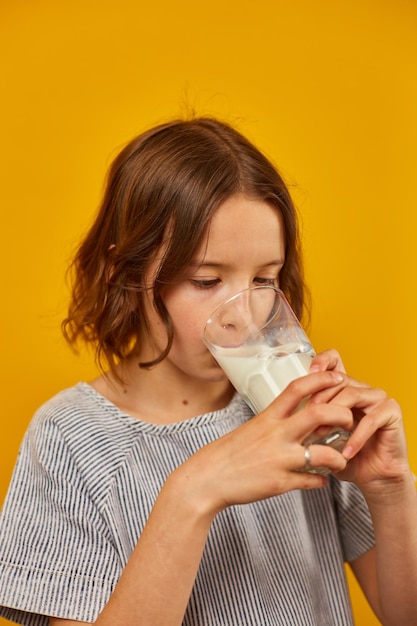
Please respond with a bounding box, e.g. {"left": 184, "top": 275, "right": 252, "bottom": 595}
{"left": 190, "top": 279, "right": 219, "bottom": 289}
{"left": 254, "top": 277, "right": 277, "bottom": 286}
{"left": 190, "top": 277, "right": 277, "bottom": 290}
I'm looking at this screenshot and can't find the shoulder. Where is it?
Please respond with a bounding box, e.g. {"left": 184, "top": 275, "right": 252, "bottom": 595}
{"left": 30, "top": 382, "right": 134, "bottom": 441}
{"left": 25, "top": 383, "right": 138, "bottom": 489}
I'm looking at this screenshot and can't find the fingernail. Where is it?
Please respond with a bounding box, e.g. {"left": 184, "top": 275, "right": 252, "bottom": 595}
{"left": 333, "top": 373, "right": 344, "bottom": 382}
{"left": 309, "top": 365, "right": 321, "bottom": 373}
{"left": 343, "top": 445, "right": 353, "bottom": 459}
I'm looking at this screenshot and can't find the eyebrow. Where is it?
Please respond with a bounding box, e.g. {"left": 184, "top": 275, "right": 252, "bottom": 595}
{"left": 190, "top": 259, "right": 285, "bottom": 269}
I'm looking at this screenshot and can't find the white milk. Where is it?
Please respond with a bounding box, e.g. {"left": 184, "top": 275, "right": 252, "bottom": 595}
{"left": 214, "top": 344, "right": 314, "bottom": 414}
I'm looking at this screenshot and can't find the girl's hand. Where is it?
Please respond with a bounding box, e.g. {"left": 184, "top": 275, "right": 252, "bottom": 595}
{"left": 183, "top": 370, "right": 352, "bottom": 515}
{"left": 309, "top": 372, "right": 411, "bottom": 493}
{"left": 309, "top": 348, "right": 346, "bottom": 375}
{"left": 295, "top": 349, "right": 411, "bottom": 492}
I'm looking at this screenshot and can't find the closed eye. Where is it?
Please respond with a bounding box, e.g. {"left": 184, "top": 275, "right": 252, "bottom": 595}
{"left": 190, "top": 277, "right": 278, "bottom": 290}
{"left": 253, "top": 277, "right": 277, "bottom": 286}
{"left": 190, "top": 279, "right": 220, "bottom": 289}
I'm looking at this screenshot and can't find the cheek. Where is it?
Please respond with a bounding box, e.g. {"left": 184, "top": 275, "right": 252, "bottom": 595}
{"left": 162, "top": 286, "right": 215, "bottom": 349}
{"left": 167, "top": 304, "right": 208, "bottom": 349}
{"left": 174, "top": 314, "right": 206, "bottom": 346}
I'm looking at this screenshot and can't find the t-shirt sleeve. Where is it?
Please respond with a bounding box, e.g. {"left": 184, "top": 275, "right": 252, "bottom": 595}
{"left": 0, "top": 410, "right": 122, "bottom": 625}
{"left": 330, "top": 476, "right": 375, "bottom": 562}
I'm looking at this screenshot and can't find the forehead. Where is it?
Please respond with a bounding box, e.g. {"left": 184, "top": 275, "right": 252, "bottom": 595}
{"left": 195, "top": 194, "right": 285, "bottom": 264}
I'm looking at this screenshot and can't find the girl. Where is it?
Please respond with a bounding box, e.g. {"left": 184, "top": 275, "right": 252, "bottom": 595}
{"left": 0, "top": 117, "right": 416, "bottom": 625}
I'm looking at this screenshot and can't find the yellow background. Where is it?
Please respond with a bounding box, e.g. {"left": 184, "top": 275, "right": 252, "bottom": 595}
{"left": 1, "top": 1, "right": 416, "bottom": 624}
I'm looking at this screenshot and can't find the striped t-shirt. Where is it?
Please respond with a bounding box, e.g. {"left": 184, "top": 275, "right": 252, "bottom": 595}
{"left": 0, "top": 383, "right": 375, "bottom": 625}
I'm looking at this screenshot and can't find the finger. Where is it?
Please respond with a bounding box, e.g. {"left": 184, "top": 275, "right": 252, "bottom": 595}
{"left": 292, "top": 402, "right": 354, "bottom": 442}
{"left": 294, "top": 442, "right": 348, "bottom": 475}
{"left": 309, "top": 374, "right": 370, "bottom": 406}
{"left": 342, "top": 398, "right": 402, "bottom": 460}
{"left": 285, "top": 470, "right": 329, "bottom": 491}
{"left": 268, "top": 370, "right": 344, "bottom": 417}
{"left": 325, "top": 384, "right": 387, "bottom": 413}
{"left": 309, "top": 349, "right": 346, "bottom": 374}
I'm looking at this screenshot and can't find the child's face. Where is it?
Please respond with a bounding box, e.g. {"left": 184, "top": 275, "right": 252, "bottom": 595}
{"left": 143, "top": 193, "right": 286, "bottom": 384}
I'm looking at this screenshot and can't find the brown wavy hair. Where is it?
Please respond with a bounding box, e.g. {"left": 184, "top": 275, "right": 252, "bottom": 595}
{"left": 62, "top": 117, "right": 307, "bottom": 375}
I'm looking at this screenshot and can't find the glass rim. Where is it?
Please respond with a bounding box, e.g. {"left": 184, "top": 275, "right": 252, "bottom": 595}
{"left": 205, "top": 285, "right": 285, "bottom": 325}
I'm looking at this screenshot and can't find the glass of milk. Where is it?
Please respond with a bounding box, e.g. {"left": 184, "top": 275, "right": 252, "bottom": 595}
{"left": 203, "top": 286, "right": 350, "bottom": 473}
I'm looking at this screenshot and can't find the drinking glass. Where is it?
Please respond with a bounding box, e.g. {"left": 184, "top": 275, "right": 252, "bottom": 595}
{"left": 203, "top": 286, "right": 350, "bottom": 474}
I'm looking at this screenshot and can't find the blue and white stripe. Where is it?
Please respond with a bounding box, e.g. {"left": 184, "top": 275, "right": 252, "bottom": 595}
{"left": 0, "top": 383, "right": 375, "bottom": 625}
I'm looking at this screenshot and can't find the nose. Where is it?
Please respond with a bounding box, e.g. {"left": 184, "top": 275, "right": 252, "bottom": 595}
{"left": 219, "top": 290, "right": 252, "bottom": 339}
{"left": 204, "top": 287, "right": 277, "bottom": 349}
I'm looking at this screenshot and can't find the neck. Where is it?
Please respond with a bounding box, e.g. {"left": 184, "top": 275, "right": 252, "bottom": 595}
{"left": 90, "top": 358, "right": 234, "bottom": 425}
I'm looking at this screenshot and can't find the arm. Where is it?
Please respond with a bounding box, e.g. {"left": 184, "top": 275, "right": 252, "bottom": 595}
{"left": 349, "top": 470, "right": 417, "bottom": 625}
{"left": 49, "top": 464, "right": 220, "bottom": 626}
{"left": 312, "top": 377, "right": 417, "bottom": 625}
{"left": 351, "top": 456, "right": 417, "bottom": 624}
{"left": 52, "top": 467, "right": 215, "bottom": 626}
{"left": 49, "top": 370, "right": 352, "bottom": 625}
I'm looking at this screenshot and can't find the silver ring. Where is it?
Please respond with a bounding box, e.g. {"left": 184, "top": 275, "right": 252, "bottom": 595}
{"left": 304, "top": 445, "right": 311, "bottom": 471}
